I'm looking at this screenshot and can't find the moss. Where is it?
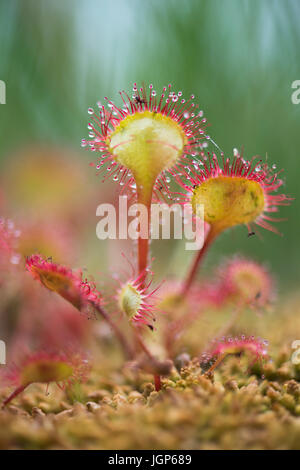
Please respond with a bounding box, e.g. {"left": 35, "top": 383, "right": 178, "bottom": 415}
{"left": 1, "top": 297, "right": 300, "bottom": 449}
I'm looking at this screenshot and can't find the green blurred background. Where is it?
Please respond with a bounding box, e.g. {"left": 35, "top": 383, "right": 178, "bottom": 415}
{"left": 0, "top": 0, "right": 299, "bottom": 291}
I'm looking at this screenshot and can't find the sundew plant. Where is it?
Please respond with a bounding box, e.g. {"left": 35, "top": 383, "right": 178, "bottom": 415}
{"left": 2, "top": 0, "right": 300, "bottom": 452}
{"left": 0, "top": 82, "right": 292, "bottom": 406}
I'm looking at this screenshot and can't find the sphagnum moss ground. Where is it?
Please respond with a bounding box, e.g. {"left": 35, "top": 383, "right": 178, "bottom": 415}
{"left": 1, "top": 295, "right": 300, "bottom": 451}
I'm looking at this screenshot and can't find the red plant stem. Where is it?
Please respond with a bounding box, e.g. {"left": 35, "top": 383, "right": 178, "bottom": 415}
{"left": 2, "top": 384, "right": 28, "bottom": 407}
{"left": 203, "top": 353, "right": 226, "bottom": 376}
{"left": 154, "top": 374, "right": 162, "bottom": 392}
{"left": 93, "top": 303, "right": 134, "bottom": 360}
{"left": 138, "top": 236, "right": 149, "bottom": 279}
{"left": 135, "top": 184, "right": 162, "bottom": 390}
{"left": 136, "top": 188, "right": 152, "bottom": 282}
{"left": 181, "top": 226, "right": 219, "bottom": 296}
{"left": 134, "top": 329, "right": 154, "bottom": 359}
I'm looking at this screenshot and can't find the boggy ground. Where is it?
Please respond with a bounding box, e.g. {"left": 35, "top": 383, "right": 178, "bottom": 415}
{"left": 1, "top": 294, "right": 300, "bottom": 450}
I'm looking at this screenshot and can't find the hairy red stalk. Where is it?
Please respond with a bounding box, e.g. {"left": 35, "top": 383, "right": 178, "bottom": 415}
{"left": 134, "top": 329, "right": 155, "bottom": 359}
{"left": 154, "top": 374, "right": 162, "bottom": 392}
{"left": 203, "top": 354, "right": 226, "bottom": 376}
{"left": 2, "top": 384, "right": 28, "bottom": 407}
{"left": 137, "top": 193, "right": 151, "bottom": 281}
{"left": 138, "top": 237, "right": 149, "bottom": 277}
{"left": 182, "top": 226, "right": 218, "bottom": 296}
